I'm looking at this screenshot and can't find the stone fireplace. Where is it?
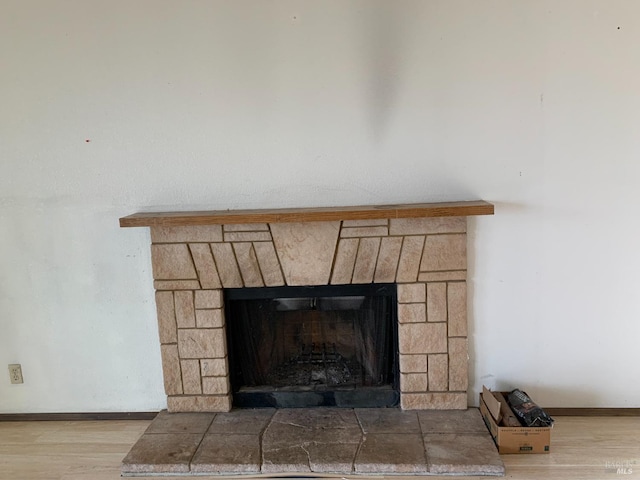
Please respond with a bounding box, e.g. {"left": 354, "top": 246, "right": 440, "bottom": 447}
{"left": 120, "top": 201, "right": 494, "bottom": 412}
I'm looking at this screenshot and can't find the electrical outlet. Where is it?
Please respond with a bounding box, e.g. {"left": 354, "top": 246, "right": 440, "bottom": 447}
{"left": 8, "top": 364, "right": 23, "bottom": 384}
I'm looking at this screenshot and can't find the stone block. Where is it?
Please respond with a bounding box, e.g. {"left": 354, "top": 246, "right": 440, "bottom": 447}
{"left": 160, "top": 344, "right": 182, "bottom": 395}
{"left": 418, "top": 271, "right": 466, "bottom": 282}
{"left": 144, "top": 410, "right": 215, "bottom": 434}
{"left": 201, "top": 358, "right": 228, "bottom": 377}
{"left": 342, "top": 219, "right": 388, "bottom": 227}
{"left": 397, "top": 283, "right": 426, "bottom": 304}
{"left": 271, "top": 221, "right": 340, "bottom": 286}
{"left": 373, "top": 237, "right": 403, "bottom": 283}
{"left": 352, "top": 237, "right": 380, "bottom": 284}
{"left": 202, "top": 376, "right": 231, "bottom": 395}
{"left": 253, "top": 242, "right": 285, "bottom": 286}
{"left": 427, "top": 282, "right": 447, "bottom": 322}
{"left": 417, "top": 408, "right": 489, "bottom": 434}
{"left": 424, "top": 433, "right": 504, "bottom": 475}
{"left": 354, "top": 433, "right": 427, "bottom": 474}
{"left": 151, "top": 244, "right": 197, "bottom": 280}
{"left": 330, "top": 238, "right": 358, "bottom": 285}
{"left": 191, "top": 434, "right": 261, "bottom": 473}
{"left": 448, "top": 338, "right": 469, "bottom": 391}
{"left": 154, "top": 280, "right": 201, "bottom": 290}
{"left": 340, "top": 226, "right": 388, "bottom": 238}
{"left": 401, "top": 392, "right": 467, "bottom": 410}
{"left": 223, "top": 223, "right": 269, "bottom": 231}
{"left": 398, "top": 303, "right": 426, "bottom": 324}
{"left": 155, "top": 291, "right": 176, "bottom": 344}
{"left": 448, "top": 282, "right": 467, "bottom": 336}
{"left": 398, "top": 322, "right": 447, "bottom": 354}
{"left": 189, "top": 244, "right": 222, "bottom": 289}
{"left": 354, "top": 408, "right": 420, "bottom": 434}
{"left": 121, "top": 433, "right": 203, "bottom": 474}
{"left": 223, "top": 231, "right": 272, "bottom": 242}
{"left": 195, "top": 309, "right": 224, "bottom": 328}
{"left": 194, "top": 290, "right": 222, "bottom": 309}
{"left": 210, "top": 243, "right": 243, "bottom": 288}
{"left": 389, "top": 217, "right": 466, "bottom": 236}
{"left": 396, "top": 236, "right": 425, "bottom": 282}
{"left": 232, "top": 242, "right": 264, "bottom": 287}
{"left": 400, "top": 373, "right": 428, "bottom": 392}
{"left": 399, "top": 354, "right": 428, "bottom": 373}
{"left": 150, "top": 225, "right": 223, "bottom": 243}
{"left": 167, "top": 395, "right": 232, "bottom": 413}
{"left": 181, "top": 360, "right": 202, "bottom": 395}
{"left": 420, "top": 234, "right": 466, "bottom": 272}
{"left": 178, "top": 329, "right": 226, "bottom": 359}
{"left": 428, "top": 354, "right": 448, "bottom": 391}
{"left": 174, "top": 291, "right": 195, "bottom": 328}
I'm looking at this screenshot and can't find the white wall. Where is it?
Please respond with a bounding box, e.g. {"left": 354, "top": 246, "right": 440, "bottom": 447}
{"left": 2, "top": 0, "right": 639, "bottom": 412}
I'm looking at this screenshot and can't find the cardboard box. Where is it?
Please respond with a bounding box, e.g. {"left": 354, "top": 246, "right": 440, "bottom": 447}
{"left": 480, "top": 386, "right": 552, "bottom": 454}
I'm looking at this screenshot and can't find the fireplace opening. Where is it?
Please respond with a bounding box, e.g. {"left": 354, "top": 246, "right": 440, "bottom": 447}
{"left": 225, "top": 284, "right": 399, "bottom": 408}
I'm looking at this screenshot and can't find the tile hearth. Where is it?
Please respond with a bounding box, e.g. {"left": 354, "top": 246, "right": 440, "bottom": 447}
{"left": 122, "top": 407, "right": 504, "bottom": 476}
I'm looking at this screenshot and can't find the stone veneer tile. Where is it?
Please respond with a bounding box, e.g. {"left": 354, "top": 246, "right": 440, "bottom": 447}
{"left": 271, "top": 221, "right": 340, "bottom": 286}
{"left": 397, "top": 283, "right": 426, "bottom": 304}
{"left": 330, "top": 238, "right": 358, "bottom": 285}
{"left": 194, "top": 290, "right": 222, "bottom": 309}
{"left": 427, "top": 282, "right": 447, "bottom": 322}
{"left": 352, "top": 237, "right": 380, "bottom": 284}
{"left": 180, "top": 360, "right": 202, "bottom": 394}
{"left": 195, "top": 309, "right": 224, "bottom": 328}
{"left": 150, "top": 225, "right": 223, "bottom": 243}
{"left": 396, "top": 236, "right": 425, "bottom": 282}
{"left": 418, "top": 270, "right": 466, "bottom": 282}
{"left": 417, "top": 408, "right": 489, "bottom": 434}
{"left": 167, "top": 395, "right": 232, "bottom": 413}
{"left": 448, "top": 338, "right": 469, "bottom": 391}
{"left": 398, "top": 303, "right": 426, "bottom": 323}
{"left": 233, "top": 243, "right": 264, "bottom": 287}
{"left": 121, "top": 433, "right": 203, "bottom": 474}
{"left": 191, "top": 434, "right": 261, "bottom": 473}
{"left": 373, "top": 237, "right": 403, "bottom": 283}
{"left": 253, "top": 242, "right": 285, "bottom": 286}
{"left": 202, "top": 376, "right": 230, "bottom": 395}
{"left": 223, "top": 231, "right": 272, "bottom": 242}
{"left": 354, "top": 433, "right": 427, "bottom": 474}
{"left": 354, "top": 408, "right": 420, "bottom": 434}
{"left": 424, "top": 433, "right": 504, "bottom": 475}
{"left": 223, "top": 223, "right": 269, "bottom": 231}
{"left": 207, "top": 408, "right": 275, "bottom": 435}
{"left": 200, "top": 358, "right": 228, "bottom": 377}
{"left": 399, "top": 354, "right": 428, "bottom": 373}
{"left": 154, "top": 280, "right": 201, "bottom": 290}
{"left": 340, "top": 226, "right": 388, "bottom": 238}
{"left": 398, "top": 322, "right": 447, "bottom": 354}
{"left": 401, "top": 392, "right": 467, "bottom": 410}
{"left": 178, "top": 329, "right": 226, "bottom": 359}
{"left": 174, "top": 291, "right": 195, "bottom": 328}
{"left": 151, "top": 244, "right": 197, "bottom": 280}
{"left": 155, "top": 291, "right": 177, "bottom": 344}
{"left": 189, "top": 244, "right": 222, "bottom": 289}
{"left": 160, "top": 344, "right": 182, "bottom": 395}
{"left": 210, "top": 243, "right": 243, "bottom": 288}
{"left": 400, "top": 373, "right": 428, "bottom": 392}
{"left": 428, "top": 354, "right": 449, "bottom": 391}
{"left": 420, "top": 234, "right": 466, "bottom": 272}
{"left": 342, "top": 219, "right": 388, "bottom": 227}
{"left": 145, "top": 410, "right": 215, "bottom": 434}
{"left": 448, "top": 282, "right": 467, "bottom": 336}
{"left": 389, "top": 217, "right": 466, "bottom": 236}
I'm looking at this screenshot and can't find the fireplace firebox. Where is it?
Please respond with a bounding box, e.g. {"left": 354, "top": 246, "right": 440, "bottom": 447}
{"left": 226, "top": 284, "right": 398, "bottom": 408}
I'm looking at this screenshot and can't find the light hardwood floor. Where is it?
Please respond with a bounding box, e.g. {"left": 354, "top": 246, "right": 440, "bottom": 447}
{"left": 0, "top": 416, "right": 638, "bottom": 480}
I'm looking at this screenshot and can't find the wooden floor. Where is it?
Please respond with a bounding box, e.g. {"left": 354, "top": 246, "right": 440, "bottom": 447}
{"left": 0, "top": 416, "right": 639, "bottom": 480}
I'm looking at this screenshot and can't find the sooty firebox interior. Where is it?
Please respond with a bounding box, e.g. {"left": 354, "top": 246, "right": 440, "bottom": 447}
{"left": 225, "top": 283, "right": 398, "bottom": 408}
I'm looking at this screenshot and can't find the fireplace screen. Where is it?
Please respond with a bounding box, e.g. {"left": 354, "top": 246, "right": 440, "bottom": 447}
{"left": 225, "top": 284, "right": 398, "bottom": 408}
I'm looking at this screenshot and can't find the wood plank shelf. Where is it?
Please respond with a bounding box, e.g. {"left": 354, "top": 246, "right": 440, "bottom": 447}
{"left": 119, "top": 200, "right": 494, "bottom": 227}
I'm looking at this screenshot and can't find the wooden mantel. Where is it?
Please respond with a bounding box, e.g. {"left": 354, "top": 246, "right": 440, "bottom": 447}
{"left": 119, "top": 200, "right": 494, "bottom": 228}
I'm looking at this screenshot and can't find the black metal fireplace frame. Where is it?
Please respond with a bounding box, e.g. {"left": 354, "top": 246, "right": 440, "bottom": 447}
{"left": 225, "top": 283, "right": 400, "bottom": 408}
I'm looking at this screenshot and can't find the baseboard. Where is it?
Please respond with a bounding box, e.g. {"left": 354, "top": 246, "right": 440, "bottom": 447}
{"left": 545, "top": 408, "right": 640, "bottom": 416}
{"left": 0, "top": 412, "right": 158, "bottom": 422}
